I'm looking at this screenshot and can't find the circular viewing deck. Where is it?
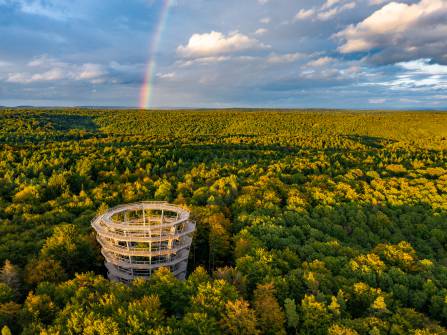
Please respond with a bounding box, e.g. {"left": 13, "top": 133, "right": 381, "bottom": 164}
{"left": 92, "top": 201, "right": 196, "bottom": 283}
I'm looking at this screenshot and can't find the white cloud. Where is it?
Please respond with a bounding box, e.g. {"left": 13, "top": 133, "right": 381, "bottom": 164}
{"left": 397, "top": 58, "right": 447, "bottom": 75}
{"left": 295, "top": 8, "right": 315, "bottom": 20}
{"left": 368, "top": 0, "right": 390, "bottom": 5}
{"left": 267, "top": 53, "right": 304, "bottom": 63}
{"left": 6, "top": 55, "right": 106, "bottom": 84}
{"left": 108, "top": 61, "right": 143, "bottom": 74}
{"left": 175, "top": 55, "right": 261, "bottom": 68}
{"left": 317, "top": 1, "right": 356, "bottom": 21}
{"left": 157, "top": 72, "right": 176, "bottom": 79}
{"left": 76, "top": 63, "right": 105, "bottom": 80}
{"left": 7, "top": 68, "right": 64, "bottom": 83}
{"left": 336, "top": 0, "right": 447, "bottom": 63}
{"left": 28, "top": 55, "right": 65, "bottom": 67}
{"left": 390, "top": 76, "right": 447, "bottom": 90}
{"left": 255, "top": 28, "right": 268, "bottom": 35}
{"left": 176, "top": 56, "right": 232, "bottom": 67}
{"left": 259, "top": 17, "right": 271, "bottom": 24}
{"left": 316, "top": 8, "right": 338, "bottom": 21}
{"left": 295, "top": 0, "right": 356, "bottom": 21}
{"left": 399, "top": 98, "right": 420, "bottom": 103}
{"left": 366, "top": 59, "right": 447, "bottom": 91}
{"left": 11, "top": 0, "right": 73, "bottom": 20}
{"left": 369, "top": 98, "right": 387, "bottom": 104}
{"left": 322, "top": 0, "right": 343, "bottom": 10}
{"left": 6, "top": 73, "right": 29, "bottom": 84}
{"left": 307, "top": 56, "right": 335, "bottom": 67}
{"left": 177, "top": 31, "right": 269, "bottom": 58}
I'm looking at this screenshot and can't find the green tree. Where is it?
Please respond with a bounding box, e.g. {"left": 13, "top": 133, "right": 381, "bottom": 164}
{"left": 208, "top": 213, "right": 231, "bottom": 270}
{"left": 220, "top": 299, "right": 259, "bottom": 335}
{"left": 179, "top": 312, "right": 220, "bottom": 335}
{"left": 12, "top": 185, "right": 39, "bottom": 204}
{"left": 154, "top": 180, "right": 173, "bottom": 201}
{"left": 40, "top": 224, "right": 98, "bottom": 275}
{"left": 0, "top": 302, "right": 21, "bottom": 333}
{"left": 328, "top": 324, "right": 359, "bottom": 335}
{"left": 300, "top": 294, "right": 332, "bottom": 335}
{"left": 45, "top": 173, "right": 68, "bottom": 199}
{"left": 284, "top": 298, "right": 299, "bottom": 333}
{"left": 22, "top": 292, "right": 57, "bottom": 325}
{"left": 0, "top": 261, "right": 20, "bottom": 296}
{"left": 1, "top": 325, "right": 12, "bottom": 335}
{"left": 24, "top": 258, "right": 67, "bottom": 286}
{"left": 124, "top": 295, "right": 165, "bottom": 334}
{"left": 253, "top": 283, "right": 286, "bottom": 335}
{"left": 0, "top": 284, "right": 14, "bottom": 304}
{"left": 214, "top": 267, "right": 247, "bottom": 296}
{"left": 190, "top": 279, "right": 238, "bottom": 318}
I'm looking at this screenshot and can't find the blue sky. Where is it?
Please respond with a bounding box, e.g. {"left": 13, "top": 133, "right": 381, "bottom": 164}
{"left": 0, "top": 0, "right": 446, "bottom": 109}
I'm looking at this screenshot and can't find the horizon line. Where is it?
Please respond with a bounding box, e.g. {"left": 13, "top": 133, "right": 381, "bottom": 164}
{"left": 1, "top": 105, "right": 446, "bottom": 112}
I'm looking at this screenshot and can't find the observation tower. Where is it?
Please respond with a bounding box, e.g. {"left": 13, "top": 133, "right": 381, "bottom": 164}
{"left": 92, "top": 202, "right": 195, "bottom": 283}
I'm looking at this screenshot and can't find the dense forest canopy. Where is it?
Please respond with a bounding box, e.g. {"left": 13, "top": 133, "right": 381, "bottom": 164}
{"left": 0, "top": 108, "right": 446, "bottom": 334}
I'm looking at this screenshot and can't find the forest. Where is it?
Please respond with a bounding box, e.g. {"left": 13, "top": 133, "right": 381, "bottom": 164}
{"left": 0, "top": 108, "right": 446, "bottom": 334}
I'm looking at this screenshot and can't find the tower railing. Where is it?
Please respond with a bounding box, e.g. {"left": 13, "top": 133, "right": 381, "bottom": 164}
{"left": 92, "top": 201, "right": 195, "bottom": 283}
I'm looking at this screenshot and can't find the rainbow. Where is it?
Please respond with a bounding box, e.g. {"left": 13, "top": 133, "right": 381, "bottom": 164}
{"left": 139, "top": 0, "right": 172, "bottom": 110}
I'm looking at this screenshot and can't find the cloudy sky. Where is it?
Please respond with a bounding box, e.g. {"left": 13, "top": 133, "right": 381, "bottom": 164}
{"left": 0, "top": 0, "right": 446, "bottom": 109}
